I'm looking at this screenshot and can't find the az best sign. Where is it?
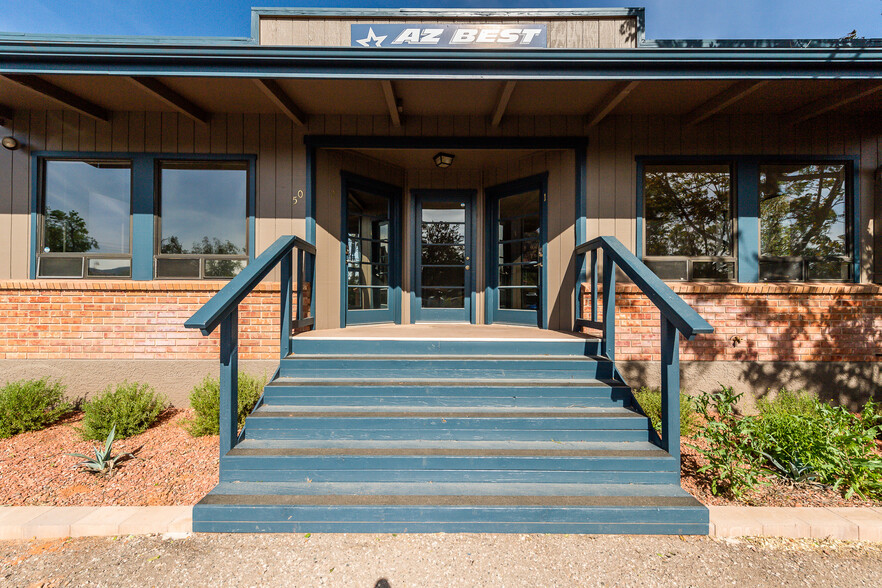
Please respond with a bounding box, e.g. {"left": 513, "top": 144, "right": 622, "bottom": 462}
{"left": 351, "top": 24, "right": 547, "bottom": 48}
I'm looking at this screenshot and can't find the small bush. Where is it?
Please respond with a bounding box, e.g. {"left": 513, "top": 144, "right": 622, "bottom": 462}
{"left": 0, "top": 378, "right": 71, "bottom": 438}
{"left": 185, "top": 372, "right": 265, "bottom": 437}
{"left": 689, "top": 385, "right": 765, "bottom": 499}
{"left": 753, "top": 389, "right": 882, "bottom": 499}
{"left": 80, "top": 381, "right": 166, "bottom": 441}
{"left": 633, "top": 387, "right": 697, "bottom": 437}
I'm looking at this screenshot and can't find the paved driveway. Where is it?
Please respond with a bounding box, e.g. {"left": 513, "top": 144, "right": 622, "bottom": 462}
{"left": 1, "top": 533, "right": 881, "bottom": 587}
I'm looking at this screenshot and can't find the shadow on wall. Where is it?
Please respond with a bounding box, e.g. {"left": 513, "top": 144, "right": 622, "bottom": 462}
{"left": 613, "top": 286, "right": 881, "bottom": 410}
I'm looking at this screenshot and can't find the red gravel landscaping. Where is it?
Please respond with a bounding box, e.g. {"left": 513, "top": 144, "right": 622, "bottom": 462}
{"left": 1, "top": 414, "right": 879, "bottom": 508}
{"left": 0, "top": 410, "right": 218, "bottom": 507}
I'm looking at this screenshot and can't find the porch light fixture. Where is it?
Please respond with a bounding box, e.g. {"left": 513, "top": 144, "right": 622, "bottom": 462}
{"left": 1, "top": 136, "right": 19, "bottom": 150}
{"left": 433, "top": 152, "right": 455, "bottom": 168}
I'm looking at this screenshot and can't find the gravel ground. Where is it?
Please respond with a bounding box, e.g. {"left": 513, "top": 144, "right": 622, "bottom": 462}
{"left": 1, "top": 533, "right": 881, "bottom": 587}
{"left": 0, "top": 410, "right": 218, "bottom": 506}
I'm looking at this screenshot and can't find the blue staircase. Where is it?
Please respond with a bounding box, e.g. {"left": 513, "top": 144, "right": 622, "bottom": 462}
{"left": 193, "top": 336, "right": 708, "bottom": 534}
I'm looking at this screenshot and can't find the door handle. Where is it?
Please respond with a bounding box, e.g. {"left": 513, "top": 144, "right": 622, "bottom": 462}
{"left": 465, "top": 265, "right": 471, "bottom": 270}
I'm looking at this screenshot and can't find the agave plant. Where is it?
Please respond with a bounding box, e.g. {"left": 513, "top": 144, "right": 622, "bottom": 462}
{"left": 67, "top": 425, "right": 133, "bottom": 476}
{"left": 762, "top": 451, "right": 818, "bottom": 483}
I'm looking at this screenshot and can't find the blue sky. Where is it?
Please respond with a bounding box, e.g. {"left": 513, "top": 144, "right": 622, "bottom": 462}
{"left": 1, "top": 1, "right": 880, "bottom": 40}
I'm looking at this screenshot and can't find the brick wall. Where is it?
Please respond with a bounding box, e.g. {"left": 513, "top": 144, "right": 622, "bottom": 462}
{"left": 0, "top": 281, "right": 284, "bottom": 361}
{"left": 582, "top": 283, "right": 882, "bottom": 363}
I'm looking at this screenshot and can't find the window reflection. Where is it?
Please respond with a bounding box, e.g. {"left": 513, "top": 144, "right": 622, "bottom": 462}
{"left": 159, "top": 162, "right": 247, "bottom": 256}
{"left": 42, "top": 160, "right": 131, "bottom": 254}
{"left": 347, "top": 187, "right": 391, "bottom": 310}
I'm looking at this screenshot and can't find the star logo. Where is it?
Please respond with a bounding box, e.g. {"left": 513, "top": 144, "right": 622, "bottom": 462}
{"left": 356, "top": 27, "right": 387, "bottom": 48}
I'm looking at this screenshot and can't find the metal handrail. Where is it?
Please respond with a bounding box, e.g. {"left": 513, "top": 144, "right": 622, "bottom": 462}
{"left": 185, "top": 235, "right": 316, "bottom": 457}
{"left": 575, "top": 236, "right": 714, "bottom": 460}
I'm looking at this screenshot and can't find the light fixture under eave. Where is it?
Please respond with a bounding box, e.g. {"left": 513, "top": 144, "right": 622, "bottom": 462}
{"left": 433, "top": 152, "right": 455, "bottom": 168}
{"left": 1, "top": 136, "right": 20, "bottom": 151}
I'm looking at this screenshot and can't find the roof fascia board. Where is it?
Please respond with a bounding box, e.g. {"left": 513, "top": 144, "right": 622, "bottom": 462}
{"left": 0, "top": 31, "right": 255, "bottom": 46}
{"left": 1, "top": 46, "right": 882, "bottom": 80}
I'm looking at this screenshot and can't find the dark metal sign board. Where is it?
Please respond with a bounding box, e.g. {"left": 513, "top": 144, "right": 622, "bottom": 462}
{"left": 351, "top": 24, "right": 547, "bottom": 48}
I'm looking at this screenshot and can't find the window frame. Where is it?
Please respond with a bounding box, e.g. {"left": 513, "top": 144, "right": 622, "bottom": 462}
{"left": 757, "top": 159, "right": 855, "bottom": 283}
{"left": 636, "top": 154, "right": 860, "bottom": 284}
{"left": 637, "top": 157, "right": 738, "bottom": 282}
{"left": 31, "top": 152, "right": 256, "bottom": 281}
{"left": 153, "top": 159, "right": 252, "bottom": 280}
{"left": 35, "top": 156, "right": 135, "bottom": 280}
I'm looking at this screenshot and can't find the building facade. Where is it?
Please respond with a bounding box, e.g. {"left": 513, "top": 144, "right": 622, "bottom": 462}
{"left": 0, "top": 7, "right": 880, "bottom": 405}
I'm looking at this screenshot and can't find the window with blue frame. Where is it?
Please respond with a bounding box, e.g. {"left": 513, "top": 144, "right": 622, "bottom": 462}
{"left": 759, "top": 162, "right": 852, "bottom": 281}
{"left": 156, "top": 161, "right": 250, "bottom": 279}
{"left": 34, "top": 154, "right": 253, "bottom": 280}
{"left": 641, "top": 163, "right": 736, "bottom": 281}
{"left": 639, "top": 157, "right": 857, "bottom": 283}
{"left": 37, "top": 159, "right": 133, "bottom": 278}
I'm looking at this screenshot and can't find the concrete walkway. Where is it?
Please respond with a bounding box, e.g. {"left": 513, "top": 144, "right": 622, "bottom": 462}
{"left": 1, "top": 505, "right": 881, "bottom": 541}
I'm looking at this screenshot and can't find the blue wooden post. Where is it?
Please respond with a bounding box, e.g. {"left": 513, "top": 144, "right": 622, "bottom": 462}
{"left": 219, "top": 309, "right": 239, "bottom": 458}
{"left": 590, "top": 249, "right": 598, "bottom": 323}
{"left": 296, "top": 248, "right": 305, "bottom": 322}
{"left": 601, "top": 252, "right": 615, "bottom": 361}
{"left": 660, "top": 316, "right": 680, "bottom": 462}
{"left": 279, "top": 251, "right": 293, "bottom": 358}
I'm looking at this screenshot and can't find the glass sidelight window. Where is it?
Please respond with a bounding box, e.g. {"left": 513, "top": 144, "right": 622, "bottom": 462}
{"left": 759, "top": 163, "right": 851, "bottom": 281}
{"left": 497, "top": 189, "right": 542, "bottom": 310}
{"left": 642, "top": 164, "right": 735, "bottom": 281}
{"left": 37, "top": 159, "right": 132, "bottom": 278}
{"left": 347, "top": 187, "right": 392, "bottom": 311}
{"left": 156, "top": 161, "right": 249, "bottom": 279}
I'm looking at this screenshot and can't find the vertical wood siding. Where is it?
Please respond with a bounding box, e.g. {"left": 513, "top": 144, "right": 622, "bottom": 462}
{"left": 258, "top": 16, "right": 638, "bottom": 48}
{"left": 1, "top": 111, "right": 877, "bottom": 302}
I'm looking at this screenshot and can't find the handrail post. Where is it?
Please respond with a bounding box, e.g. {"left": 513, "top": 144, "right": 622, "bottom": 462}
{"left": 601, "top": 251, "right": 615, "bottom": 361}
{"left": 660, "top": 316, "right": 681, "bottom": 462}
{"left": 280, "top": 251, "right": 293, "bottom": 358}
{"left": 590, "top": 249, "right": 598, "bottom": 323}
{"left": 219, "top": 308, "right": 239, "bottom": 458}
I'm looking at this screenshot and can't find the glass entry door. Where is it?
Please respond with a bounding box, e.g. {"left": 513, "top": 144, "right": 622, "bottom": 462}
{"left": 486, "top": 175, "right": 546, "bottom": 327}
{"left": 343, "top": 174, "right": 400, "bottom": 325}
{"left": 412, "top": 190, "right": 475, "bottom": 322}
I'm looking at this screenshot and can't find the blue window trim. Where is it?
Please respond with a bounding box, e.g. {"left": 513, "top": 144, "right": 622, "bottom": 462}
{"left": 635, "top": 154, "right": 860, "bottom": 283}
{"left": 340, "top": 171, "right": 403, "bottom": 327}
{"left": 30, "top": 151, "right": 257, "bottom": 281}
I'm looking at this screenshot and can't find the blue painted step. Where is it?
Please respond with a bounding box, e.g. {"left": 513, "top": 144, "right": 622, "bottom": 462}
{"left": 193, "top": 481, "right": 708, "bottom": 534}
{"left": 290, "top": 337, "right": 601, "bottom": 357}
{"left": 278, "top": 355, "right": 617, "bottom": 380}
{"left": 262, "top": 378, "right": 633, "bottom": 407}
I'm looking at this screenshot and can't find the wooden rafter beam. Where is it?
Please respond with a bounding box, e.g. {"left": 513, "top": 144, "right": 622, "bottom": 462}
{"left": 2, "top": 74, "right": 109, "bottom": 122}
{"left": 786, "top": 81, "right": 882, "bottom": 125}
{"left": 0, "top": 103, "right": 14, "bottom": 123}
{"left": 490, "top": 81, "right": 517, "bottom": 128}
{"left": 585, "top": 81, "right": 639, "bottom": 127}
{"left": 380, "top": 80, "right": 401, "bottom": 128}
{"left": 129, "top": 76, "right": 210, "bottom": 124}
{"left": 254, "top": 79, "right": 307, "bottom": 126}
{"left": 684, "top": 80, "right": 768, "bottom": 126}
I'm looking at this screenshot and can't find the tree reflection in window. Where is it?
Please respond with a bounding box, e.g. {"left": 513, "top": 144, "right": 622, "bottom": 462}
{"left": 760, "top": 164, "right": 847, "bottom": 259}
{"left": 44, "top": 209, "right": 99, "bottom": 253}
{"left": 643, "top": 165, "right": 733, "bottom": 257}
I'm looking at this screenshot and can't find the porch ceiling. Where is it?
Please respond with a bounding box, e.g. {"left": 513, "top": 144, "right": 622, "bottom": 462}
{"left": 1, "top": 75, "right": 880, "bottom": 129}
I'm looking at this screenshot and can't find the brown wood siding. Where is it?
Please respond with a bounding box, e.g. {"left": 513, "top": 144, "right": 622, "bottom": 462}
{"left": 258, "top": 16, "right": 638, "bottom": 48}
{"left": 1, "top": 111, "right": 877, "bottom": 293}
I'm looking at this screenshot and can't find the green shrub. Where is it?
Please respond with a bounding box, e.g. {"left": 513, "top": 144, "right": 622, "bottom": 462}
{"left": 753, "top": 389, "right": 882, "bottom": 499}
{"left": 0, "top": 378, "right": 71, "bottom": 438}
{"left": 185, "top": 372, "right": 265, "bottom": 437}
{"left": 689, "top": 385, "right": 765, "bottom": 499}
{"left": 633, "top": 387, "right": 697, "bottom": 437}
{"left": 80, "top": 381, "right": 166, "bottom": 441}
